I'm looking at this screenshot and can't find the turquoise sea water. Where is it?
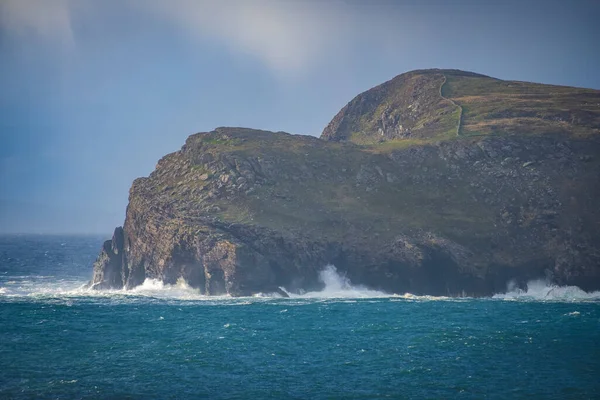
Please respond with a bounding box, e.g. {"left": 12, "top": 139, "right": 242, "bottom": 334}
{"left": 1, "top": 235, "right": 599, "bottom": 399}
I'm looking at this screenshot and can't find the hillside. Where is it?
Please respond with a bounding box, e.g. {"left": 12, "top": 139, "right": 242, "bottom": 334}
{"left": 322, "top": 69, "right": 600, "bottom": 146}
{"left": 89, "top": 70, "right": 600, "bottom": 296}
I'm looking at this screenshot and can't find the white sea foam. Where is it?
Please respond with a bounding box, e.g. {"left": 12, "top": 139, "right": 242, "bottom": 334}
{"left": 252, "top": 291, "right": 285, "bottom": 298}
{"left": 391, "top": 293, "right": 454, "bottom": 301}
{"left": 1, "top": 266, "right": 391, "bottom": 302}
{"left": 281, "top": 265, "right": 391, "bottom": 299}
{"left": 127, "top": 278, "right": 209, "bottom": 300}
{"left": 565, "top": 311, "right": 580, "bottom": 316}
{"left": 3, "top": 269, "right": 599, "bottom": 304}
{"left": 493, "top": 279, "right": 600, "bottom": 302}
{"left": 0, "top": 277, "right": 88, "bottom": 298}
{"left": 0, "top": 276, "right": 211, "bottom": 302}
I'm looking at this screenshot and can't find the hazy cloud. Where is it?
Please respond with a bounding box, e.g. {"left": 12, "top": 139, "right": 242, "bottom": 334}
{"left": 0, "top": 0, "right": 364, "bottom": 75}
{"left": 0, "top": 0, "right": 74, "bottom": 46}
{"left": 135, "top": 0, "right": 355, "bottom": 75}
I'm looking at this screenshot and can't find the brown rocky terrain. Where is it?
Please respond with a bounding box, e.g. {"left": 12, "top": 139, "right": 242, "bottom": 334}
{"left": 89, "top": 69, "right": 600, "bottom": 296}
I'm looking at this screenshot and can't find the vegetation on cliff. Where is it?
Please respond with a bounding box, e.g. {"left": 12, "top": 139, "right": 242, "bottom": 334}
{"left": 322, "top": 69, "right": 600, "bottom": 146}
{"left": 90, "top": 69, "right": 600, "bottom": 296}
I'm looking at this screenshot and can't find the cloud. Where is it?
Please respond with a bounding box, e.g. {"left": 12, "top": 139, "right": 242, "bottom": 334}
{"left": 0, "top": 0, "right": 74, "bottom": 46}
{"left": 137, "top": 0, "right": 354, "bottom": 76}
{"left": 0, "top": 0, "right": 361, "bottom": 76}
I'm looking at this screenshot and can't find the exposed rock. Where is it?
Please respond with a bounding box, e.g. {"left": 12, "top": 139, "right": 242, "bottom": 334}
{"left": 89, "top": 227, "right": 127, "bottom": 289}
{"left": 89, "top": 70, "right": 600, "bottom": 296}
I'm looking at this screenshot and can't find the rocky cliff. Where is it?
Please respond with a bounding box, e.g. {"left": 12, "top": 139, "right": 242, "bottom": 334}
{"left": 89, "top": 69, "right": 600, "bottom": 296}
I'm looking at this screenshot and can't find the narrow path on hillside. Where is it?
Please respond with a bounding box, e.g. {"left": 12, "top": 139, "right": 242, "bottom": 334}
{"left": 440, "top": 74, "right": 463, "bottom": 137}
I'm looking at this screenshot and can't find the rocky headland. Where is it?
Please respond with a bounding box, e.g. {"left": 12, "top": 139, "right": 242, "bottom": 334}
{"left": 89, "top": 69, "right": 600, "bottom": 296}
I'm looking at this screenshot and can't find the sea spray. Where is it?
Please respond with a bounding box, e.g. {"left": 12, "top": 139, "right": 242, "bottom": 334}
{"left": 4, "top": 269, "right": 600, "bottom": 303}
{"left": 493, "top": 279, "right": 600, "bottom": 301}
{"left": 127, "top": 277, "right": 207, "bottom": 300}
{"left": 281, "top": 265, "right": 390, "bottom": 299}
{"left": 0, "top": 275, "right": 209, "bottom": 301}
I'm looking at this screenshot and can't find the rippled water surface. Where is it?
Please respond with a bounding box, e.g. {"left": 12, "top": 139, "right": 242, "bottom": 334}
{"left": 1, "top": 235, "right": 599, "bottom": 399}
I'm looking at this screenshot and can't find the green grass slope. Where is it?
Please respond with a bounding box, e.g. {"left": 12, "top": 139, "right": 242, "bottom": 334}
{"left": 322, "top": 69, "right": 600, "bottom": 147}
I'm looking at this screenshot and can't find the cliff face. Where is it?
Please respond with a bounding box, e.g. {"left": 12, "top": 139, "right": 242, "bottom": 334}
{"left": 90, "top": 70, "right": 600, "bottom": 296}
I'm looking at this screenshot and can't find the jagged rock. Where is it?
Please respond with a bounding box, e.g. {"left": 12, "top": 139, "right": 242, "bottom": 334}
{"left": 88, "top": 227, "right": 127, "bottom": 289}
{"left": 89, "top": 69, "right": 600, "bottom": 296}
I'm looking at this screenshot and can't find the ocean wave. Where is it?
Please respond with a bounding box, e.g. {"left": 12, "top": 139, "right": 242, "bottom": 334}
{"left": 3, "top": 270, "right": 599, "bottom": 304}
{"left": 0, "top": 277, "right": 212, "bottom": 302}
{"left": 0, "top": 277, "right": 88, "bottom": 298}
{"left": 493, "top": 279, "right": 600, "bottom": 302}
{"left": 279, "top": 265, "right": 391, "bottom": 299}
{"left": 0, "top": 265, "right": 392, "bottom": 302}
{"left": 125, "top": 278, "right": 214, "bottom": 300}
{"left": 391, "top": 293, "right": 455, "bottom": 301}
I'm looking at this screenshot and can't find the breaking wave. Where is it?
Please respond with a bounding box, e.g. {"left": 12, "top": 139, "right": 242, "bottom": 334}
{"left": 0, "top": 276, "right": 209, "bottom": 301}
{"left": 279, "top": 265, "right": 391, "bottom": 299}
{"left": 493, "top": 279, "right": 600, "bottom": 302}
{"left": 0, "top": 276, "right": 88, "bottom": 298}
{"left": 2, "top": 270, "right": 599, "bottom": 304}
{"left": 0, "top": 266, "right": 392, "bottom": 303}
{"left": 124, "top": 278, "right": 212, "bottom": 300}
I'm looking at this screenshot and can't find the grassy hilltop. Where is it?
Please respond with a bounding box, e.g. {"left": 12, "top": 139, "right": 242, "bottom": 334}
{"left": 322, "top": 69, "right": 600, "bottom": 148}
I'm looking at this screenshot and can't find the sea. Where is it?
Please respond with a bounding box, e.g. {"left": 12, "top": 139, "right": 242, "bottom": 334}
{"left": 1, "top": 235, "right": 599, "bottom": 399}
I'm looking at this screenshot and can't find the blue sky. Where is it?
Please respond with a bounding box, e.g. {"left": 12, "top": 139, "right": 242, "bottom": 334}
{"left": 1, "top": 0, "right": 599, "bottom": 234}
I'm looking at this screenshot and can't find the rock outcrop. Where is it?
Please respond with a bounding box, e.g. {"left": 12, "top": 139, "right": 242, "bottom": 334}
{"left": 89, "top": 69, "right": 600, "bottom": 296}
{"left": 90, "top": 227, "right": 127, "bottom": 289}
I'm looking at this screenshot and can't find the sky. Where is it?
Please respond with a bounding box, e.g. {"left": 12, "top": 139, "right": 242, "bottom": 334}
{"left": 1, "top": 0, "right": 599, "bottom": 234}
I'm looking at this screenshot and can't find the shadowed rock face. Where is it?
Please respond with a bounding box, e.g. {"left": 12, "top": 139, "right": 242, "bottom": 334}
{"left": 90, "top": 70, "right": 600, "bottom": 296}
{"left": 89, "top": 227, "right": 126, "bottom": 289}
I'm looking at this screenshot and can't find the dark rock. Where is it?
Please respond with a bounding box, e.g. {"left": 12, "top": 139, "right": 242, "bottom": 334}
{"left": 88, "top": 227, "right": 127, "bottom": 289}
{"left": 88, "top": 70, "right": 600, "bottom": 296}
